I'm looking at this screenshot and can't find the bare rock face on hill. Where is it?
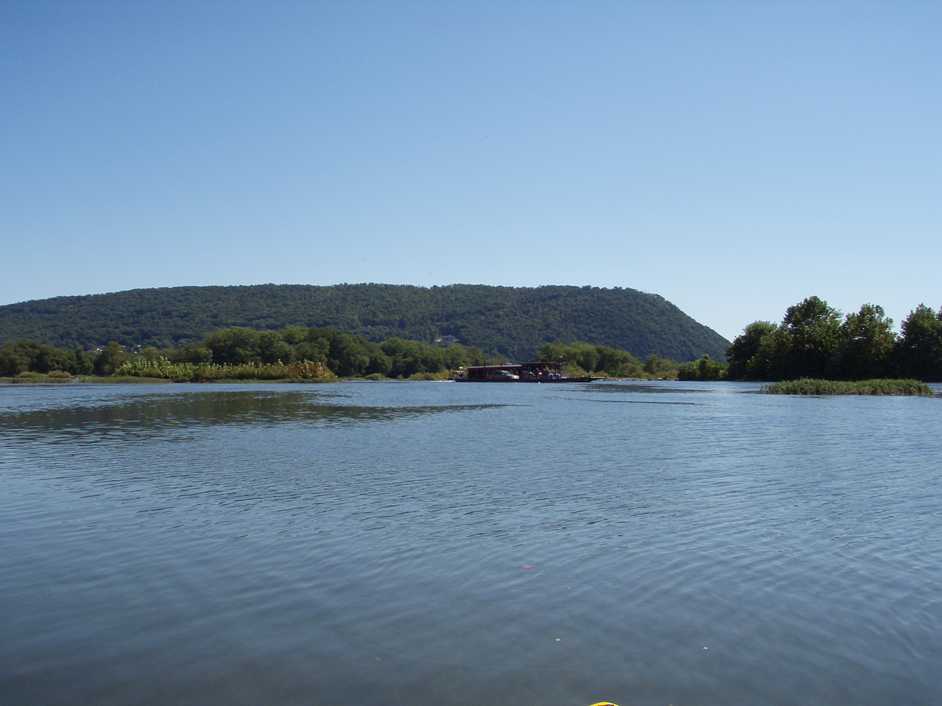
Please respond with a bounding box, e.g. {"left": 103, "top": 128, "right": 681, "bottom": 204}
{"left": 0, "top": 283, "right": 729, "bottom": 361}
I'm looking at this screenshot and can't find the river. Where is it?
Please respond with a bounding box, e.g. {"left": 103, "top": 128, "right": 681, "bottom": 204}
{"left": 1, "top": 380, "right": 939, "bottom": 705}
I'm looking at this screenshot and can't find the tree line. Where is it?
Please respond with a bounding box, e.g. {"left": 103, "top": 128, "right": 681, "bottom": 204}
{"left": 7, "top": 298, "right": 937, "bottom": 383}
{"left": 536, "top": 341, "right": 688, "bottom": 378}
{"left": 726, "top": 297, "right": 942, "bottom": 382}
{"left": 0, "top": 326, "right": 488, "bottom": 380}
{"left": 2, "top": 328, "right": 698, "bottom": 381}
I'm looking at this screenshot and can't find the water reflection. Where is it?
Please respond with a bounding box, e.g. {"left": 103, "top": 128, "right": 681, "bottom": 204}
{"left": 0, "top": 391, "right": 503, "bottom": 444}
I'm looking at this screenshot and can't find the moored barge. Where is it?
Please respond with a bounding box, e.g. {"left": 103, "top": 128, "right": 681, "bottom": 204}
{"left": 453, "top": 361, "right": 595, "bottom": 383}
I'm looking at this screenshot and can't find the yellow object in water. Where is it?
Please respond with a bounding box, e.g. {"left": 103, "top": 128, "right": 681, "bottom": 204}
{"left": 589, "top": 702, "right": 618, "bottom": 706}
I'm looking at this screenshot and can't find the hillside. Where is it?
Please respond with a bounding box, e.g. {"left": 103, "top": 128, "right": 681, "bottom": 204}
{"left": 0, "top": 284, "right": 729, "bottom": 361}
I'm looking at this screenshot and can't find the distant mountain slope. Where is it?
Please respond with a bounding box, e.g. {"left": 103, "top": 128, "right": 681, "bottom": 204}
{"left": 0, "top": 284, "right": 729, "bottom": 361}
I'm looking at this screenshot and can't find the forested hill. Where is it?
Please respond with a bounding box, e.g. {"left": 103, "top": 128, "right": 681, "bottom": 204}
{"left": 0, "top": 284, "right": 729, "bottom": 361}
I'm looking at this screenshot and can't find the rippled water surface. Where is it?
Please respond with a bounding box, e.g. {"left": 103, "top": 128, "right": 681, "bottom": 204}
{"left": 1, "top": 381, "right": 940, "bottom": 706}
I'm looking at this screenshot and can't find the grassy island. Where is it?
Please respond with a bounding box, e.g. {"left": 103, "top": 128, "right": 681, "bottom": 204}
{"left": 762, "top": 379, "right": 933, "bottom": 396}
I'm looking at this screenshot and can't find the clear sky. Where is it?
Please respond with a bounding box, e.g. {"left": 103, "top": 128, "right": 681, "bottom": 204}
{"left": 2, "top": 1, "right": 939, "bottom": 340}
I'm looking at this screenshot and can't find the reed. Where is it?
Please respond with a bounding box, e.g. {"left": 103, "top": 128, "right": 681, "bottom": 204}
{"left": 762, "top": 378, "right": 932, "bottom": 396}
{"left": 116, "top": 357, "right": 336, "bottom": 382}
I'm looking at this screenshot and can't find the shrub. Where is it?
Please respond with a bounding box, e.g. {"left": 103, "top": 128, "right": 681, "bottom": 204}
{"left": 14, "top": 371, "right": 46, "bottom": 383}
{"left": 407, "top": 370, "right": 451, "bottom": 381}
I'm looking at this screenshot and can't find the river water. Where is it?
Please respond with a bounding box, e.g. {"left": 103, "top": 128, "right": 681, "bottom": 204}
{"left": 1, "top": 381, "right": 939, "bottom": 706}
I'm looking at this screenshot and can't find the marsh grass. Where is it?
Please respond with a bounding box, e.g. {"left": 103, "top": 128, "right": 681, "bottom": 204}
{"left": 115, "top": 357, "right": 335, "bottom": 382}
{"left": 763, "top": 378, "right": 932, "bottom": 396}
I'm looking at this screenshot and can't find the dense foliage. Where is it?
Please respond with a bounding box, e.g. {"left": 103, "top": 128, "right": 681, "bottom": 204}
{"left": 537, "top": 341, "right": 645, "bottom": 377}
{"left": 3, "top": 327, "right": 718, "bottom": 382}
{"left": 0, "top": 341, "right": 95, "bottom": 377}
{"left": 0, "top": 284, "right": 730, "bottom": 361}
{"left": 727, "top": 297, "right": 942, "bottom": 382}
{"left": 534, "top": 341, "right": 730, "bottom": 380}
{"left": 677, "top": 355, "right": 727, "bottom": 381}
{"left": 0, "top": 326, "right": 486, "bottom": 381}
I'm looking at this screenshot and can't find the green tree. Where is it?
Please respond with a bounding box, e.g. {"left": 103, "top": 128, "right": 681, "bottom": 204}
{"left": 537, "top": 342, "right": 568, "bottom": 363}
{"left": 442, "top": 344, "right": 472, "bottom": 372}
{"left": 571, "top": 342, "right": 599, "bottom": 372}
{"left": 751, "top": 326, "right": 792, "bottom": 380}
{"left": 726, "top": 321, "right": 777, "bottom": 379}
{"left": 895, "top": 305, "right": 942, "bottom": 381}
{"left": 280, "top": 325, "right": 309, "bottom": 345}
{"left": 140, "top": 346, "right": 162, "bottom": 362}
{"left": 32, "top": 343, "right": 69, "bottom": 373}
{"left": 838, "top": 304, "right": 895, "bottom": 379}
{"left": 643, "top": 354, "right": 676, "bottom": 377}
{"left": 94, "top": 341, "right": 128, "bottom": 375}
{"left": 72, "top": 348, "right": 94, "bottom": 375}
{"left": 678, "top": 354, "right": 727, "bottom": 380}
{"left": 365, "top": 343, "right": 392, "bottom": 376}
{"left": 782, "top": 296, "right": 841, "bottom": 378}
{"left": 0, "top": 341, "right": 79, "bottom": 375}
{"left": 595, "top": 345, "right": 642, "bottom": 376}
{"left": 329, "top": 333, "right": 371, "bottom": 376}
{"left": 0, "top": 342, "right": 30, "bottom": 376}
{"left": 205, "top": 328, "right": 260, "bottom": 364}
{"left": 380, "top": 337, "right": 444, "bottom": 377}
{"left": 170, "top": 344, "right": 213, "bottom": 364}
{"left": 257, "top": 331, "right": 293, "bottom": 364}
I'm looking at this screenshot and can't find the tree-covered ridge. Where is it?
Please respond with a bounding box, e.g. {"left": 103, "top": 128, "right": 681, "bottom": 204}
{"left": 0, "top": 283, "right": 730, "bottom": 361}
{"left": 726, "top": 297, "right": 942, "bottom": 382}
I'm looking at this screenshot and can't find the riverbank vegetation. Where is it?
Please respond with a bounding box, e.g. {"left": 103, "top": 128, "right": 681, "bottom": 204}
{"left": 0, "top": 371, "right": 173, "bottom": 384}
{"left": 676, "top": 355, "right": 727, "bottom": 381}
{"left": 0, "top": 327, "right": 486, "bottom": 382}
{"left": 537, "top": 342, "right": 675, "bottom": 379}
{"left": 1, "top": 327, "right": 708, "bottom": 383}
{"left": 8, "top": 296, "right": 938, "bottom": 386}
{"left": 763, "top": 379, "right": 933, "bottom": 396}
{"left": 727, "top": 298, "right": 942, "bottom": 382}
{"left": 535, "top": 341, "right": 731, "bottom": 380}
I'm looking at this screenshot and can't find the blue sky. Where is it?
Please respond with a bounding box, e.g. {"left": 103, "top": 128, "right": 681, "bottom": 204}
{"left": 2, "top": 1, "right": 939, "bottom": 339}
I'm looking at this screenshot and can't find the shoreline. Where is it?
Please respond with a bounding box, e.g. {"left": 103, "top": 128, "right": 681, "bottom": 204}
{"left": 3, "top": 374, "right": 938, "bottom": 396}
